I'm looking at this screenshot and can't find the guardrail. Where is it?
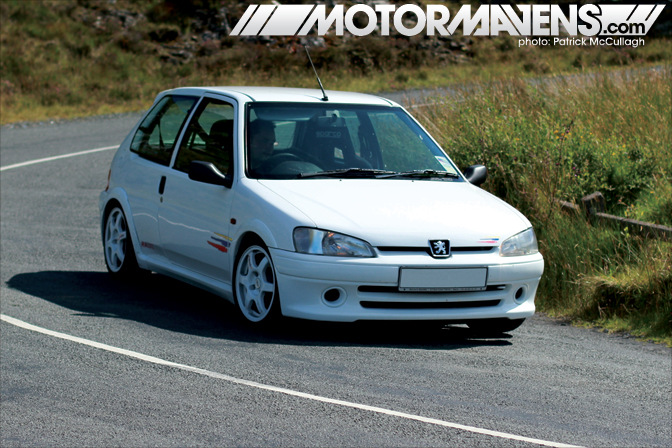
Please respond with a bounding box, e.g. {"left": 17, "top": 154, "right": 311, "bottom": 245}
{"left": 557, "top": 191, "right": 672, "bottom": 240}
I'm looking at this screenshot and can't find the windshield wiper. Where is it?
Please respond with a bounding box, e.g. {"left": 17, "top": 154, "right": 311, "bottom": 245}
{"left": 378, "top": 170, "right": 461, "bottom": 179}
{"left": 298, "top": 168, "right": 396, "bottom": 179}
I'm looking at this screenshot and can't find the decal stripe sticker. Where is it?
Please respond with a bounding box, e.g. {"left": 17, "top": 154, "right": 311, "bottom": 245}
{"left": 207, "top": 232, "right": 233, "bottom": 253}
{"left": 210, "top": 237, "right": 229, "bottom": 246}
{"left": 207, "top": 241, "right": 228, "bottom": 253}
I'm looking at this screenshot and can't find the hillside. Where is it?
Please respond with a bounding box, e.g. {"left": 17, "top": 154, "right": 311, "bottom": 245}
{"left": 1, "top": 0, "right": 671, "bottom": 123}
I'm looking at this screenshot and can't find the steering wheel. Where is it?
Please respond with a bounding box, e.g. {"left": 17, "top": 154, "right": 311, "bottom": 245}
{"left": 256, "top": 153, "right": 302, "bottom": 174}
{"left": 287, "top": 149, "right": 323, "bottom": 168}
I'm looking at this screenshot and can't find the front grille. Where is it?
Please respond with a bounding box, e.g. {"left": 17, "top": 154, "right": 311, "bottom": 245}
{"left": 452, "top": 246, "right": 496, "bottom": 252}
{"left": 360, "top": 299, "right": 501, "bottom": 309}
{"left": 358, "top": 284, "right": 506, "bottom": 294}
{"left": 376, "top": 246, "right": 495, "bottom": 255}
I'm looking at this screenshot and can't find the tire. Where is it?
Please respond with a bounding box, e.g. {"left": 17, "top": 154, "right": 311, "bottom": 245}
{"left": 233, "top": 242, "right": 280, "bottom": 323}
{"left": 103, "top": 206, "right": 143, "bottom": 277}
{"left": 467, "top": 318, "right": 526, "bottom": 334}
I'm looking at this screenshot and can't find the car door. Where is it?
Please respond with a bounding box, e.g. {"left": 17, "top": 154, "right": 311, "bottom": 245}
{"left": 122, "top": 94, "right": 199, "bottom": 260}
{"left": 157, "top": 96, "right": 237, "bottom": 281}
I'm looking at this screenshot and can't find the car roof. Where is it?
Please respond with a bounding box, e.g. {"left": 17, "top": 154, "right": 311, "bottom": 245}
{"left": 161, "top": 86, "right": 400, "bottom": 107}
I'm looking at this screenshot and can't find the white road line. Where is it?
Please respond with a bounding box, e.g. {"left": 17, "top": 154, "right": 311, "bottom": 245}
{"left": 1, "top": 313, "right": 583, "bottom": 448}
{"left": 0, "top": 145, "right": 118, "bottom": 171}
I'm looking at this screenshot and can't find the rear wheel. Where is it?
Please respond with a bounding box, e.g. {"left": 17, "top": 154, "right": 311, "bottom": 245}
{"left": 467, "top": 318, "right": 526, "bottom": 334}
{"left": 234, "top": 243, "right": 279, "bottom": 323}
{"left": 103, "top": 206, "right": 143, "bottom": 277}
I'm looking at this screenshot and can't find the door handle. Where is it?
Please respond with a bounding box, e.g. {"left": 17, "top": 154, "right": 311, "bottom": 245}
{"left": 158, "top": 176, "right": 167, "bottom": 195}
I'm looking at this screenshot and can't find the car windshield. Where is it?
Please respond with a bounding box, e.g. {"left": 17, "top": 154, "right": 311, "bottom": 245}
{"left": 246, "top": 103, "right": 461, "bottom": 180}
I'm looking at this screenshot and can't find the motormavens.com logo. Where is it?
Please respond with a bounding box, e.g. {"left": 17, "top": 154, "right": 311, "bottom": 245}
{"left": 230, "top": 3, "right": 666, "bottom": 40}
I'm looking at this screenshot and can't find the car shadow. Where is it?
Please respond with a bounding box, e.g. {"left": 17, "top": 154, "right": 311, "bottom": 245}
{"left": 6, "top": 271, "right": 513, "bottom": 349}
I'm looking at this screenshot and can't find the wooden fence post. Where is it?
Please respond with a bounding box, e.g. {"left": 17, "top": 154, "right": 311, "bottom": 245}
{"left": 581, "top": 192, "right": 606, "bottom": 218}
{"left": 556, "top": 192, "right": 672, "bottom": 240}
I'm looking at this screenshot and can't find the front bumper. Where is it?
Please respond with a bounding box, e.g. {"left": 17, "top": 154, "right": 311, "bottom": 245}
{"left": 270, "top": 248, "right": 544, "bottom": 322}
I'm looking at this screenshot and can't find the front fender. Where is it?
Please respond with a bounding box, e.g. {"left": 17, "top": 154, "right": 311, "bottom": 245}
{"left": 231, "top": 218, "right": 279, "bottom": 260}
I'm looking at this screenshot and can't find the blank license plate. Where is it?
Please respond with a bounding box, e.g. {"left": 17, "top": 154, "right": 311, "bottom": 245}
{"left": 398, "top": 267, "right": 488, "bottom": 292}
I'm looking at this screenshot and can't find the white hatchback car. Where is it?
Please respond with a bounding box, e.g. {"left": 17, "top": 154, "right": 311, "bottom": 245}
{"left": 100, "top": 87, "right": 544, "bottom": 332}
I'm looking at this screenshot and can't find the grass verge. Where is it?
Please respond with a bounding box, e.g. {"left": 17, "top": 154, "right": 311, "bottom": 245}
{"left": 415, "top": 67, "right": 671, "bottom": 344}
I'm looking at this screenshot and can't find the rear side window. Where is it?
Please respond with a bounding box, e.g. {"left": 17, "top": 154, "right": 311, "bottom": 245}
{"left": 174, "top": 98, "right": 235, "bottom": 175}
{"left": 130, "top": 95, "right": 198, "bottom": 166}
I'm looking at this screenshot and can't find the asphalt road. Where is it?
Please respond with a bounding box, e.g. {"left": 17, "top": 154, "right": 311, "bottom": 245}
{"left": 1, "top": 109, "right": 670, "bottom": 447}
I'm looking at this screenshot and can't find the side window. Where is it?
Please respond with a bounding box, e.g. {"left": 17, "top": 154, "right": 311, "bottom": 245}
{"left": 174, "top": 98, "right": 235, "bottom": 175}
{"left": 130, "top": 95, "right": 198, "bottom": 166}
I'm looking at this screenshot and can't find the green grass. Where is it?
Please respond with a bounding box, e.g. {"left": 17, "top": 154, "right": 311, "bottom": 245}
{"left": 415, "top": 67, "right": 671, "bottom": 344}
{"left": 578, "top": 243, "right": 671, "bottom": 344}
{"left": 417, "top": 68, "right": 672, "bottom": 219}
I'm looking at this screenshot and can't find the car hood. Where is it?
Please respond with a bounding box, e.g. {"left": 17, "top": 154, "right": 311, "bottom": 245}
{"left": 257, "top": 179, "right": 531, "bottom": 247}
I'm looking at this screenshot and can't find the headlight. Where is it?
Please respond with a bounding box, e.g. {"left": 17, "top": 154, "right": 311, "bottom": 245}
{"left": 293, "top": 228, "right": 375, "bottom": 257}
{"left": 500, "top": 228, "right": 539, "bottom": 257}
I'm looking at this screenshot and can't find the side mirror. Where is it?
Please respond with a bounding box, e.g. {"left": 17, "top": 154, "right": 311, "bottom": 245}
{"left": 463, "top": 164, "right": 487, "bottom": 186}
{"left": 189, "top": 161, "right": 232, "bottom": 188}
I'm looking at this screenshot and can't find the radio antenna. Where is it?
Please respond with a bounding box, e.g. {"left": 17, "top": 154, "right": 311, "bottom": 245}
{"left": 304, "top": 45, "right": 328, "bottom": 101}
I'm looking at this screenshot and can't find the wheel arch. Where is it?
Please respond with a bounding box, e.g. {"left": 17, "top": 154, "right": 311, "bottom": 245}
{"left": 232, "top": 232, "right": 268, "bottom": 263}
{"left": 231, "top": 218, "right": 279, "bottom": 262}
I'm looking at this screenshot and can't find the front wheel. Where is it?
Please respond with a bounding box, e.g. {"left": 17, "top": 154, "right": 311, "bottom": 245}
{"left": 467, "top": 318, "right": 526, "bottom": 334}
{"left": 103, "top": 206, "right": 143, "bottom": 277}
{"left": 234, "top": 243, "right": 280, "bottom": 323}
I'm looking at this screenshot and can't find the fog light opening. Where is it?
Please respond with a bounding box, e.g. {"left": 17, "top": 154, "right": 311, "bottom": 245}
{"left": 514, "top": 286, "right": 526, "bottom": 303}
{"left": 324, "top": 289, "right": 341, "bottom": 302}
{"left": 322, "top": 287, "right": 347, "bottom": 307}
